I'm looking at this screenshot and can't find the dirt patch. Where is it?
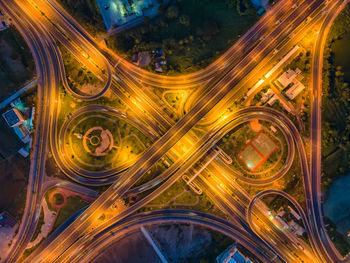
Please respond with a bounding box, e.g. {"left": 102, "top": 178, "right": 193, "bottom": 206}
{"left": 92, "top": 230, "right": 161, "bottom": 263}
{"left": 148, "top": 224, "right": 211, "bottom": 261}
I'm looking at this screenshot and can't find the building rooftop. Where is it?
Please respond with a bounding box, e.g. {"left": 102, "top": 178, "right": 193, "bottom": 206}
{"left": 97, "top": 0, "right": 169, "bottom": 30}
{"left": 216, "top": 244, "right": 252, "bottom": 263}
{"left": 288, "top": 206, "right": 301, "bottom": 221}
{"left": 285, "top": 80, "right": 305, "bottom": 100}
{"left": 277, "top": 68, "right": 301, "bottom": 88}
{"left": 2, "top": 108, "right": 24, "bottom": 127}
{"left": 18, "top": 147, "right": 29, "bottom": 157}
{"left": 289, "top": 220, "right": 305, "bottom": 236}
{"left": 13, "top": 125, "right": 30, "bottom": 143}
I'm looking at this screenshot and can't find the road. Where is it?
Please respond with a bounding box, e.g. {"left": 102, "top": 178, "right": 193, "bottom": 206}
{"left": 67, "top": 209, "right": 280, "bottom": 263}
{"left": 309, "top": 0, "right": 350, "bottom": 262}
{"left": 26, "top": 107, "right": 310, "bottom": 263}
{"left": 2, "top": 0, "right": 348, "bottom": 261}
{"left": 0, "top": 1, "right": 60, "bottom": 261}
{"left": 19, "top": 2, "right": 330, "bottom": 262}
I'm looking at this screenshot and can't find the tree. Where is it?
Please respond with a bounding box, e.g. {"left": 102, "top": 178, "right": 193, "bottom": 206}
{"left": 225, "top": 0, "right": 237, "bottom": 8}
{"left": 179, "top": 15, "right": 190, "bottom": 27}
{"left": 198, "top": 20, "right": 220, "bottom": 40}
{"left": 166, "top": 5, "right": 179, "bottom": 19}
{"left": 143, "top": 16, "right": 151, "bottom": 24}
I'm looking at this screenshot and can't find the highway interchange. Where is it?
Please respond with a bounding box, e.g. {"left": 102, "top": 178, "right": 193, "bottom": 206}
{"left": 0, "top": 0, "right": 349, "bottom": 262}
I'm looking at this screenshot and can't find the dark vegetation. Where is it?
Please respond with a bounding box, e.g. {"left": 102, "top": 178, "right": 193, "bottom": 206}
{"left": 45, "top": 189, "right": 90, "bottom": 234}
{"left": 59, "top": 44, "right": 103, "bottom": 94}
{"left": 58, "top": 0, "right": 260, "bottom": 74}
{"left": 106, "top": 0, "right": 259, "bottom": 74}
{"left": 58, "top": 0, "right": 105, "bottom": 35}
{"left": 0, "top": 116, "right": 29, "bottom": 217}
{"left": 0, "top": 26, "right": 35, "bottom": 217}
{"left": 30, "top": 208, "right": 44, "bottom": 242}
{"left": 52, "top": 193, "right": 64, "bottom": 205}
{"left": 321, "top": 4, "right": 350, "bottom": 256}
{"left": 322, "top": 5, "right": 350, "bottom": 192}
{"left": 51, "top": 196, "right": 89, "bottom": 232}
{"left": 0, "top": 26, "right": 35, "bottom": 100}
{"left": 323, "top": 217, "right": 350, "bottom": 256}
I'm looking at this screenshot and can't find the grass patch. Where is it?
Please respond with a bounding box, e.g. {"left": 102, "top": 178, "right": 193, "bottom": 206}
{"left": 59, "top": 44, "right": 103, "bottom": 95}
{"left": 44, "top": 188, "right": 58, "bottom": 212}
{"left": 52, "top": 193, "right": 64, "bottom": 206}
{"left": 142, "top": 179, "right": 226, "bottom": 218}
{"left": 51, "top": 195, "right": 89, "bottom": 233}
{"left": 30, "top": 208, "right": 44, "bottom": 242}
{"left": 175, "top": 191, "right": 196, "bottom": 204}
{"left": 20, "top": 238, "right": 45, "bottom": 262}
{"left": 66, "top": 112, "right": 152, "bottom": 171}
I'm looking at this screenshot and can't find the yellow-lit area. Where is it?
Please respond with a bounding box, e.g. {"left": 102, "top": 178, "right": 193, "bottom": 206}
{"left": 12, "top": 0, "right": 339, "bottom": 262}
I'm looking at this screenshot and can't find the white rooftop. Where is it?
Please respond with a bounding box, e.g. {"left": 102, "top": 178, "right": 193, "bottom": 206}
{"left": 285, "top": 80, "right": 305, "bottom": 100}
{"left": 277, "top": 68, "right": 301, "bottom": 88}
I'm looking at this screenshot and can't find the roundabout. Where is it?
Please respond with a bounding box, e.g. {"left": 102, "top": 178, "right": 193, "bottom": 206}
{"left": 51, "top": 105, "right": 156, "bottom": 185}
{"left": 83, "top": 127, "right": 114, "bottom": 156}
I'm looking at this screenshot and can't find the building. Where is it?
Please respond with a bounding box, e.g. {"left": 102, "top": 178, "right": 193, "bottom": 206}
{"left": 267, "top": 95, "right": 277, "bottom": 106}
{"left": 0, "top": 19, "right": 8, "bottom": 32}
{"left": 216, "top": 244, "right": 252, "bottom": 263}
{"left": 261, "top": 89, "right": 274, "bottom": 104}
{"left": 2, "top": 108, "right": 25, "bottom": 127}
{"left": 277, "top": 68, "right": 301, "bottom": 88}
{"left": 154, "top": 57, "right": 166, "bottom": 73}
{"left": 18, "top": 147, "right": 29, "bottom": 157}
{"left": 27, "top": 107, "right": 35, "bottom": 131}
{"left": 270, "top": 125, "right": 277, "bottom": 133}
{"left": 285, "top": 80, "right": 305, "bottom": 100}
{"left": 278, "top": 98, "right": 292, "bottom": 112}
{"left": 132, "top": 52, "right": 151, "bottom": 67}
{"left": 257, "top": 7, "right": 266, "bottom": 16}
{"left": 288, "top": 206, "right": 301, "bottom": 221}
{"left": 97, "top": 0, "right": 170, "bottom": 32}
{"left": 10, "top": 98, "right": 26, "bottom": 112}
{"left": 277, "top": 208, "right": 286, "bottom": 217}
{"left": 289, "top": 220, "right": 305, "bottom": 236}
{"left": 238, "top": 132, "right": 278, "bottom": 171}
{"left": 13, "top": 124, "right": 30, "bottom": 143}
{"left": 276, "top": 216, "right": 290, "bottom": 230}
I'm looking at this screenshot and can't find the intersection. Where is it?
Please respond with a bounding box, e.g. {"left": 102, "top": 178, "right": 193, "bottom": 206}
{"left": 0, "top": 0, "right": 349, "bottom": 262}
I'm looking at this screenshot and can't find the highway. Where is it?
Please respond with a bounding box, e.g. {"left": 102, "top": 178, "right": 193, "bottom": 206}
{"left": 20, "top": 2, "right": 332, "bottom": 262}
{"left": 246, "top": 189, "right": 322, "bottom": 262}
{"left": 26, "top": 107, "right": 311, "bottom": 263}
{"left": 309, "top": 0, "right": 350, "bottom": 262}
{"left": 66, "top": 209, "right": 280, "bottom": 263}
{"left": 2, "top": 0, "right": 349, "bottom": 261}
{"left": 24, "top": 106, "right": 286, "bottom": 261}
{"left": 0, "top": 1, "right": 61, "bottom": 261}
{"left": 30, "top": 0, "right": 322, "bottom": 190}
{"left": 35, "top": 0, "right": 297, "bottom": 89}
